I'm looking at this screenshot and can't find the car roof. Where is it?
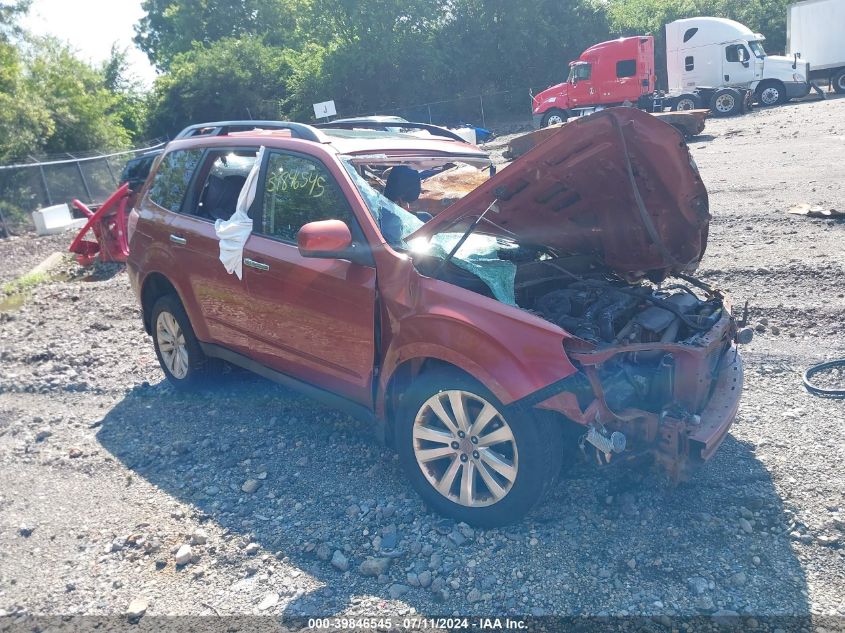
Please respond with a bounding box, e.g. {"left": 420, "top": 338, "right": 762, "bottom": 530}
{"left": 165, "top": 121, "right": 491, "bottom": 165}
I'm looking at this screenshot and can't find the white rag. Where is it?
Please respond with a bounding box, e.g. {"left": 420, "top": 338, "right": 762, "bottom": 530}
{"left": 215, "top": 146, "right": 265, "bottom": 279}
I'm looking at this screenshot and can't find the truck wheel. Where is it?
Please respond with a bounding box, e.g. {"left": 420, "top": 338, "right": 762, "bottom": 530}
{"left": 710, "top": 88, "right": 743, "bottom": 117}
{"left": 833, "top": 69, "right": 845, "bottom": 94}
{"left": 396, "top": 371, "right": 563, "bottom": 526}
{"left": 672, "top": 93, "right": 701, "bottom": 111}
{"left": 151, "top": 294, "right": 216, "bottom": 390}
{"left": 540, "top": 108, "right": 568, "bottom": 127}
{"left": 756, "top": 80, "right": 787, "bottom": 106}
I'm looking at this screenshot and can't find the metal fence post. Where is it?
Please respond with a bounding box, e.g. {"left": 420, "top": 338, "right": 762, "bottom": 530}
{"left": 38, "top": 165, "right": 53, "bottom": 206}
{"left": 479, "top": 94, "right": 486, "bottom": 128}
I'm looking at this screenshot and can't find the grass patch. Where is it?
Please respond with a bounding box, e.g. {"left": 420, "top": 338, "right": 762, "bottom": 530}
{"left": 2, "top": 270, "right": 49, "bottom": 295}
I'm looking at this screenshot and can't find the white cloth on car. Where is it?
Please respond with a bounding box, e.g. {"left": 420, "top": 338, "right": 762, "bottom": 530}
{"left": 215, "top": 146, "right": 265, "bottom": 279}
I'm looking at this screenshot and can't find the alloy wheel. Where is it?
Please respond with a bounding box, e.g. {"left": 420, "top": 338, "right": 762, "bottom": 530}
{"left": 412, "top": 390, "right": 518, "bottom": 508}
{"left": 545, "top": 114, "right": 564, "bottom": 126}
{"left": 156, "top": 311, "right": 189, "bottom": 379}
{"left": 676, "top": 98, "right": 696, "bottom": 111}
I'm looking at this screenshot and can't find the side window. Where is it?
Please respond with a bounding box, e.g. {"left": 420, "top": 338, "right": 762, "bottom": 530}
{"left": 192, "top": 149, "right": 259, "bottom": 221}
{"left": 259, "top": 152, "right": 354, "bottom": 242}
{"left": 685, "top": 56, "right": 695, "bottom": 71}
{"left": 576, "top": 64, "right": 592, "bottom": 80}
{"left": 616, "top": 59, "right": 637, "bottom": 78}
{"left": 147, "top": 149, "right": 203, "bottom": 212}
{"left": 725, "top": 44, "right": 749, "bottom": 63}
{"left": 683, "top": 28, "right": 698, "bottom": 43}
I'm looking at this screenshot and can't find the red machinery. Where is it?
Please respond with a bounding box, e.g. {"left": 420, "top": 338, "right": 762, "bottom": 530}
{"left": 68, "top": 183, "right": 132, "bottom": 266}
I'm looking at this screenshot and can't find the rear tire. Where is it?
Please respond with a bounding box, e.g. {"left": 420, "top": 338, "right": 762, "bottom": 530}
{"left": 672, "top": 93, "right": 701, "bottom": 111}
{"left": 710, "top": 88, "right": 743, "bottom": 117}
{"left": 833, "top": 68, "right": 845, "bottom": 94}
{"left": 151, "top": 294, "right": 215, "bottom": 390}
{"left": 540, "top": 108, "right": 568, "bottom": 127}
{"left": 755, "top": 80, "right": 787, "bottom": 106}
{"left": 396, "top": 371, "right": 563, "bottom": 526}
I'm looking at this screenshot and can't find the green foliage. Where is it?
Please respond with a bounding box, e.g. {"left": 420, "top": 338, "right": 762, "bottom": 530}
{"left": 25, "top": 37, "right": 131, "bottom": 153}
{"left": 100, "top": 45, "right": 149, "bottom": 143}
{"left": 135, "top": 0, "right": 302, "bottom": 70}
{"left": 145, "top": 37, "right": 293, "bottom": 137}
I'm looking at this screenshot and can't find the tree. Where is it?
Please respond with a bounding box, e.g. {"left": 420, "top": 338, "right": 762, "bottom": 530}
{"left": 145, "top": 37, "right": 292, "bottom": 137}
{"left": 101, "top": 44, "right": 149, "bottom": 143}
{"left": 135, "top": 0, "right": 302, "bottom": 70}
{"left": 25, "top": 37, "right": 131, "bottom": 153}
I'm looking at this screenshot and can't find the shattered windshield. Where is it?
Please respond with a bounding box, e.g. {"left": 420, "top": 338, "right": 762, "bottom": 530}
{"left": 341, "top": 160, "right": 517, "bottom": 304}
{"left": 749, "top": 41, "right": 766, "bottom": 58}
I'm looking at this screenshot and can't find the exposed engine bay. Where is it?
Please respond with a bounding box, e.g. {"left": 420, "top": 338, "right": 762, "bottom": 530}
{"left": 416, "top": 244, "right": 733, "bottom": 419}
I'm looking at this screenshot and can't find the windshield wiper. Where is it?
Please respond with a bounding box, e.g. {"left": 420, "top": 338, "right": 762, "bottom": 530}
{"left": 432, "top": 199, "right": 499, "bottom": 279}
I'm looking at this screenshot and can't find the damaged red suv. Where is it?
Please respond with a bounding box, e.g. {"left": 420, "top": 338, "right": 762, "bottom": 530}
{"left": 127, "top": 109, "right": 746, "bottom": 526}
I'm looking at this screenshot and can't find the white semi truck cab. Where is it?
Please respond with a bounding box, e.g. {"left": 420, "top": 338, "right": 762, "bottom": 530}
{"left": 666, "top": 17, "right": 811, "bottom": 106}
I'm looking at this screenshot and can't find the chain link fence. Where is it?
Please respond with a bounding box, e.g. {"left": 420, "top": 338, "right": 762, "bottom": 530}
{"left": 259, "top": 86, "right": 547, "bottom": 130}
{"left": 0, "top": 141, "right": 166, "bottom": 236}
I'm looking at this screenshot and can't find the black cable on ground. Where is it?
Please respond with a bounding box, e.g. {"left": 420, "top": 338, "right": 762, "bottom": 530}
{"left": 803, "top": 359, "right": 845, "bottom": 398}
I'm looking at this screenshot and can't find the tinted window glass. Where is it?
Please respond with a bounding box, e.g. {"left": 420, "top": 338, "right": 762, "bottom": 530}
{"left": 683, "top": 28, "right": 698, "bottom": 43}
{"left": 725, "top": 44, "right": 749, "bottom": 63}
{"left": 193, "top": 149, "right": 259, "bottom": 221}
{"left": 616, "top": 59, "right": 636, "bottom": 78}
{"left": 148, "top": 149, "right": 203, "bottom": 212}
{"left": 260, "top": 152, "right": 354, "bottom": 242}
{"left": 685, "top": 56, "right": 694, "bottom": 71}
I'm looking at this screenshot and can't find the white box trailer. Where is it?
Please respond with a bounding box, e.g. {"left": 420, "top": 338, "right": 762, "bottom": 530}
{"left": 787, "top": 0, "right": 845, "bottom": 92}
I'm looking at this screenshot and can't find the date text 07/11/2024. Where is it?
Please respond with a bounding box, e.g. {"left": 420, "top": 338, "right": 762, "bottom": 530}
{"left": 306, "top": 617, "right": 528, "bottom": 630}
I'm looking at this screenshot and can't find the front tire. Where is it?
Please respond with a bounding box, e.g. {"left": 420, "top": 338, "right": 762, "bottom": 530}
{"left": 151, "top": 294, "right": 214, "bottom": 390}
{"left": 540, "top": 108, "right": 568, "bottom": 127}
{"left": 756, "top": 80, "right": 787, "bottom": 106}
{"left": 396, "top": 372, "right": 562, "bottom": 526}
{"left": 710, "top": 88, "right": 743, "bottom": 117}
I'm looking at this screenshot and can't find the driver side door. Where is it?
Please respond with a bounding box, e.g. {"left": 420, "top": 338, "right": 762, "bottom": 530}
{"left": 241, "top": 150, "right": 377, "bottom": 406}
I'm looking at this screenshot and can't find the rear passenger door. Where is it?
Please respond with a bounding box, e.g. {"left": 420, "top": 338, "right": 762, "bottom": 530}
{"left": 241, "top": 150, "right": 377, "bottom": 406}
{"left": 148, "top": 147, "right": 259, "bottom": 353}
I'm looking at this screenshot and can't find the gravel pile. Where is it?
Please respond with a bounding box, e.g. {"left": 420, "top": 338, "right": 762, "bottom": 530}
{"left": 1, "top": 96, "right": 844, "bottom": 628}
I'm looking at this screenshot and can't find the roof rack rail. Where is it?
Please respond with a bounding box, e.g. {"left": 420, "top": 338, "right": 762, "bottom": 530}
{"left": 174, "top": 120, "right": 325, "bottom": 143}
{"left": 313, "top": 120, "right": 468, "bottom": 143}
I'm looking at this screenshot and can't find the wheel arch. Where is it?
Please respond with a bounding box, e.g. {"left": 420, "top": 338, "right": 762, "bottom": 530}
{"left": 140, "top": 272, "right": 180, "bottom": 334}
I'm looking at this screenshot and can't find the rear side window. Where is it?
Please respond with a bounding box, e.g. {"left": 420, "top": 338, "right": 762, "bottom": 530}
{"left": 148, "top": 149, "right": 203, "bottom": 212}
{"left": 685, "top": 56, "right": 695, "bottom": 71}
{"left": 683, "top": 28, "right": 698, "bottom": 43}
{"left": 616, "top": 59, "right": 637, "bottom": 78}
{"left": 259, "top": 152, "right": 355, "bottom": 242}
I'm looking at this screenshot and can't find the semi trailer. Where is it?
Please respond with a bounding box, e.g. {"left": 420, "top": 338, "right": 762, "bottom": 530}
{"left": 532, "top": 17, "right": 812, "bottom": 126}
{"left": 787, "top": 0, "right": 845, "bottom": 93}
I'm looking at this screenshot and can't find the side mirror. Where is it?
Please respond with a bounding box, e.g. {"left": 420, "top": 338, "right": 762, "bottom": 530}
{"left": 297, "top": 219, "right": 353, "bottom": 257}
{"left": 297, "top": 219, "right": 373, "bottom": 265}
{"left": 741, "top": 60, "right": 749, "bottom": 68}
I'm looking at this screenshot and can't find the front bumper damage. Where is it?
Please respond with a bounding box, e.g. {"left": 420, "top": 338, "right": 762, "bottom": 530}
{"left": 510, "top": 309, "right": 744, "bottom": 480}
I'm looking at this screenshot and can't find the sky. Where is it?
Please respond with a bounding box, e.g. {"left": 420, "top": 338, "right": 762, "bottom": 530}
{"left": 22, "top": 0, "right": 157, "bottom": 88}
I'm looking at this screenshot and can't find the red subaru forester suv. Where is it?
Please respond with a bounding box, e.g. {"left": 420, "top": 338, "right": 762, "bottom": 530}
{"left": 127, "top": 110, "right": 746, "bottom": 526}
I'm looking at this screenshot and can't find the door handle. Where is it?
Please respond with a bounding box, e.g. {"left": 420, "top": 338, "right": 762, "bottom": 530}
{"left": 169, "top": 234, "right": 187, "bottom": 245}
{"left": 244, "top": 258, "right": 270, "bottom": 271}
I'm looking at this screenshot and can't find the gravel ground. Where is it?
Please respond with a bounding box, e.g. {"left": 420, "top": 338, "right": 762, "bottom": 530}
{"left": 1, "top": 96, "right": 844, "bottom": 631}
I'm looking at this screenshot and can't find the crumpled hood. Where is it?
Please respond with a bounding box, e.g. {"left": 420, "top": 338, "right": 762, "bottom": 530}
{"left": 407, "top": 107, "right": 710, "bottom": 281}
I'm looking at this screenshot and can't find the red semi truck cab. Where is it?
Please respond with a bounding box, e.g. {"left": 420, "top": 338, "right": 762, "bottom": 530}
{"left": 532, "top": 36, "right": 656, "bottom": 127}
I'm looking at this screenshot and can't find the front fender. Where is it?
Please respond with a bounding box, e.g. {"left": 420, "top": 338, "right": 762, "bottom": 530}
{"left": 377, "top": 304, "right": 578, "bottom": 418}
